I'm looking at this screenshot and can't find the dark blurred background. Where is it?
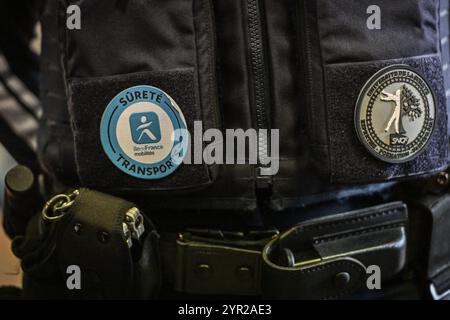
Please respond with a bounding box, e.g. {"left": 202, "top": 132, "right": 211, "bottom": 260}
{"left": 0, "top": 0, "right": 43, "bottom": 290}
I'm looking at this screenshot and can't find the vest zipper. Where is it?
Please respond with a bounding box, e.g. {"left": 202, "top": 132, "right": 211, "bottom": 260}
{"left": 246, "top": 0, "right": 272, "bottom": 189}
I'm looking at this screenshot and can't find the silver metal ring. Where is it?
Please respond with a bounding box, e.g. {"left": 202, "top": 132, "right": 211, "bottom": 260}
{"left": 42, "top": 194, "right": 71, "bottom": 222}
{"left": 53, "top": 198, "right": 76, "bottom": 213}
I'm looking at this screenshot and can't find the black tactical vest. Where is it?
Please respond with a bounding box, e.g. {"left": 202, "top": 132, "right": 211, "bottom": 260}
{"left": 39, "top": 0, "right": 449, "bottom": 211}
{"left": 29, "top": 0, "right": 450, "bottom": 299}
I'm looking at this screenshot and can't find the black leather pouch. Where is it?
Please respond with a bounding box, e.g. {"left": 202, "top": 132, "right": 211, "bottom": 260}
{"left": 263, "top": 202, "right": 408, "bottom": 299}
{"left": 298, "top": 0, "right": 448, "bottom": 184}
{"left": 12, "top": 189, "right": 161, "bottom": 299}
{"left": 56, "top": 189, "right": 161, "bottom": 299}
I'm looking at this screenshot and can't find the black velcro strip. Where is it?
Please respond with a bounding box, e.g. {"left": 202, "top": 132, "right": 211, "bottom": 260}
{"left": 68, "top": 69, "right": 213, "bottom": 192}
{"left": 325, "top": 54, "right": 448, "bottom": 183}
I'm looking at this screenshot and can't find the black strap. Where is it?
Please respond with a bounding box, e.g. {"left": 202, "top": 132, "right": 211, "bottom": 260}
{"left": 262, "top": 257, "right": 367, "bottom": 300}
{"left": 174, "top": 202, "right": 408, "bottom": 299}
{"left": 261, "top": 202, "right": 407, "bottom": 299}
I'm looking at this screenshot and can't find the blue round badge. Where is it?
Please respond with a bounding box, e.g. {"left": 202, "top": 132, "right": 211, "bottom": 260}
{"left": 100, "top": 86, "right": 188, "bottom": 180}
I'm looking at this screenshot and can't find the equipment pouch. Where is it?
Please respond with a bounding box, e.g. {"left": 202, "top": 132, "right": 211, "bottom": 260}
{"left": 262, "top": 202, "right": 408, "bottom": 299}
{"left": 12, "top": 189, "right": 161, "bottom": 299}
{"left": 298, "top": 0, "right": 448, "bottom": 184}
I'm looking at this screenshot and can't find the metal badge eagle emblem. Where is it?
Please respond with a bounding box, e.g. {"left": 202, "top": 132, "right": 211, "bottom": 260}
{"left": 355, "top": 65, "right": 436, "bottom": 163}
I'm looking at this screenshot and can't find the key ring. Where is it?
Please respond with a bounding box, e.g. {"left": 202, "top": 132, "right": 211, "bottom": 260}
{"left": 42, "top": 190, "right": 80, "bottom": 222}
{"left": 53, "top": 190, "right": 80, "bottom": 214}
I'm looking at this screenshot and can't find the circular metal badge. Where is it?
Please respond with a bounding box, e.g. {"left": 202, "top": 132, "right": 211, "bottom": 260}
{"left": 100, "top": 85, "right": 188, "bottom": 180}
{"left": 355, "top": 65, "right": 436, "bottom": 163}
